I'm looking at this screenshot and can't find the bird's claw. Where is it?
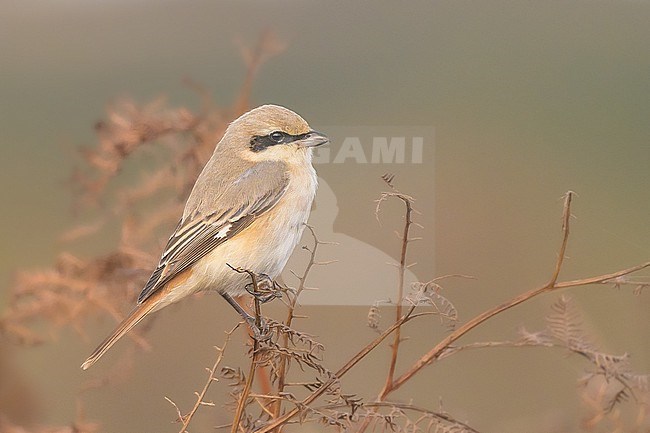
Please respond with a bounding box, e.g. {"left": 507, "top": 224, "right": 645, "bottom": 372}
{"left": 245, "top": 273, "right": 282, "bottom": 303}
{"left": 245, "top": 316, "right": 271, "bottom": 342}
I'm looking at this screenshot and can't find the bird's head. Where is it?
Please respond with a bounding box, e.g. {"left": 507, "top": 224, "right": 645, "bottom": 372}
{"left": 221, "top": 105, "right": 329, "bottom": 165}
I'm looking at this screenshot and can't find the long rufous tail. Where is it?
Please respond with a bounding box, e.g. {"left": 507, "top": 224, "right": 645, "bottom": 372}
{"left": 81, "top": 298, "right": 158, "bottom": 370}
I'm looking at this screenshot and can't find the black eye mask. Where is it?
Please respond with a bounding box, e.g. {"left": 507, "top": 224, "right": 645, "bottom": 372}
{"left": 250, "top": 131, "right": 310, "bottom": 152}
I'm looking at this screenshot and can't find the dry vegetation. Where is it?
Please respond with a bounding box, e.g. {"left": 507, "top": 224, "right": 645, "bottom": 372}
{"left": 1, "top": 33, "right": 649, "bottom": 433}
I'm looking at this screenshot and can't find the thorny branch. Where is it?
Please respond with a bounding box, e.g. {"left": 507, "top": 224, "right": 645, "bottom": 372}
{"left": 272, "top": 225, "right": 335, "bottom": 428}
{"left": 374, "top": 181, "right": 416, "bottom": 400}
{"left": 5, "top": 53, "right": 648, "bottom": 430}
{"left": 166, "top": 324, "right": 238, "bottom": 433}
{"left": 382, "top": 192, "right": 650, "bottom": 396}
{"left": 317, "top": 401, "right": 480, "bottom": 433}
{"left": 229, "top": 268, "right": 265, "bottom": 433}
{"left": 254, "top": 303, "right": 424, "bottom": 433}
{"left": 252, "top": 189, "right": 649, "bottom": 433}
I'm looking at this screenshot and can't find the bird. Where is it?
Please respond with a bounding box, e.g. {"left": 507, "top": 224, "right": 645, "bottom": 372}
{"left": 81, "top": 104, "right": 328, "bottom": 370}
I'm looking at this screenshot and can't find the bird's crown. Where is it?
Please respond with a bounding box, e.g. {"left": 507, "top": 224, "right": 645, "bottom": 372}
{"left": 232, "top": 104, "right": 311, "bottom": 137}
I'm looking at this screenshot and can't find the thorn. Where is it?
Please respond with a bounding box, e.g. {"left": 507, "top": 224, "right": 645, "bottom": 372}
{"left": 313, "top": 260, "right": 338, "bottom": 266}
{"left": 381, "top": 173, "right": 396, "bottom": 188}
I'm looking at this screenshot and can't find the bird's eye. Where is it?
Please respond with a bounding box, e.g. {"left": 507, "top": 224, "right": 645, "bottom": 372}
{"left": 269, "top": 131, "right": 285, "bottom": 143}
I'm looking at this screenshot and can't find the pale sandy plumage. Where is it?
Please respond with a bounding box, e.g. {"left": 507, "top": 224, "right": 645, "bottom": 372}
{"left": 81, "top": 105, "right": 328, "bottom": 370}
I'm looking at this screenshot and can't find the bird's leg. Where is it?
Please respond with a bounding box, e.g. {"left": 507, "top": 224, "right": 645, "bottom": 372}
{"left": 245, "top": 273, "right": 282, "bottom": 303}
{"left": 221, "top": 292, "right": 269, "bottom": 340}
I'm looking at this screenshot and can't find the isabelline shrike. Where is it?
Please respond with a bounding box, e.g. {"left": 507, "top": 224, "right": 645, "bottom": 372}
{"left": 82, "top": 105, "right": 328, "bottom": 370}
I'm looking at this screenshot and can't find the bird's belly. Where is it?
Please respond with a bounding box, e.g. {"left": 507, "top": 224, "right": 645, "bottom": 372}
{"left": 167, "top": 164, "right": 317, "bottom": 300}
{"left": 189, "top": 201, "right": 311, "bottom": 296}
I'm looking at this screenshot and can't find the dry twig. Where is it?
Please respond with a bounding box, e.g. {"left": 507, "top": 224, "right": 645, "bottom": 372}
{"left": 229, "top": 269, "right": 265, "bottom": 433}
{"left": 374, "top": 180, "right": 417, "bottom": 399}
{"left": 376, "top": 191, "right": 650, "bottom": 399}
{"left": 272, "top": 225, "right": 334, "bottom": 427}
{"left": 166, "top": 324, "right": 238, "bottom": 433}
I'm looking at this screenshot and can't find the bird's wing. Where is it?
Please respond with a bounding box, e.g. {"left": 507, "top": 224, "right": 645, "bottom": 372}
{"left": 137, "top": 162, "right": 289, "bottom": 304}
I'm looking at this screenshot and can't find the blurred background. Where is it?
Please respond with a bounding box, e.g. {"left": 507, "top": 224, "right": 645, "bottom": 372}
{"left": 1, "top": 1, "right": 648, "bottom": 432}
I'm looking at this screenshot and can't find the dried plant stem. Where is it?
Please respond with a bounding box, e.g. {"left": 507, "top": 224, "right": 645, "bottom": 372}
{"left": 272, "top": 225, "right": 322, "bottom": 428}
{"left": 234, "top": 30, "right": 286, "bottom": 114}
{"left": 351, "top": 189, "right": 416, "bottom": 433}
{"left": 174, "top": 325, "right": 237, "bottom": 433}
{"left": 231, "top": 339, "right": 259, "bottom": 433}
{"left": 437, "top": 340, "right": 563, "bottom": 359}
{"left": 386, "top": 261, "right": 650, "bottom": 391}
{"left": 231, "top": 271, "right": 263, "bottom": 433}
{"left": 385, "top": 192, "right": 650, "bottom": 395}
{"left": 255, "top": 305, "right": 422, "bottom": 433}
{"left": 319, "top": 402, "right": 480, "bottom": 433}
{"left": 549, "top": 191, "right": 574, "bottom": 286}
{"left": 380, "top": 193, "right": 414, "bottom": 398}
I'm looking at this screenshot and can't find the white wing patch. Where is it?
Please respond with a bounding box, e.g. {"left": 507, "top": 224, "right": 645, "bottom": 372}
{"left": 215, "top": 223, "right": 232, "bottom": 239}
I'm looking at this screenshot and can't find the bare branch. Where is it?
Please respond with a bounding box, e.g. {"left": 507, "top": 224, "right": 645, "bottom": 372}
{"left": 173, "top": 325, "right": 237, "bottom": 433}
{"left": 373, "top": 178, "right": 417, "bottom": 400}
{"left": 231, "top": 272, "right": 264, "bottom": 433}
{"left": 272, "top": 225, "right": 331, "bottom": 424}
{"left": 254, "top": 303, "right": 423, "bottom": 433}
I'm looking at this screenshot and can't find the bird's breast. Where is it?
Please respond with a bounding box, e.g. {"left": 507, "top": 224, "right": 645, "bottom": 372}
{"left": 191, "top": 165, "right": 318, "bottom": 296}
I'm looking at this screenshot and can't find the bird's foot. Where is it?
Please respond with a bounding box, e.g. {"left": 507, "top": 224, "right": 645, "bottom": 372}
{"left": 245, "top": 273, "right": 282, "bottom": 303}
{"left": 245, "top": 315, "right": 271, "bottom": 342}
{"left": 221, "top": 292, "right": 271, "bottom": 341}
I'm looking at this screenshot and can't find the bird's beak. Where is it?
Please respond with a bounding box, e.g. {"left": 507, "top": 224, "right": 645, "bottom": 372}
{"left": 298, "top": 131, "right": 329, "bottom": 148}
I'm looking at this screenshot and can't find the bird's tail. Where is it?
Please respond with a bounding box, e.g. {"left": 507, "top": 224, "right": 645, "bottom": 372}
{"left": 81, "top": 298, "right": 158, "bottom": 370}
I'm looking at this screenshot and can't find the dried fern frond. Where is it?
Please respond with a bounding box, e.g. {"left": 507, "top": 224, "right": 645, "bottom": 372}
{"left": 1, "top": 31, "right": 284, "bottom": 356}
{"left": 255, "top": 320, "right": 329, "bottom": 381}
{"left": 546, "top": 295, "right": 595, "bottom": 352}
{"left": 368, "top": 301, "right": 383, "bottom": 331}
{"left": 543, "top": 296, "right": 650, "bottom": 417}
{"left": 323, "top": 402, "right": 479, "bottom": 433}
{"left": 407, "top": 281, "right": 458, "bottom": 329}
{"left": 516, "top": 326, "right": 553, "bottom": 346}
